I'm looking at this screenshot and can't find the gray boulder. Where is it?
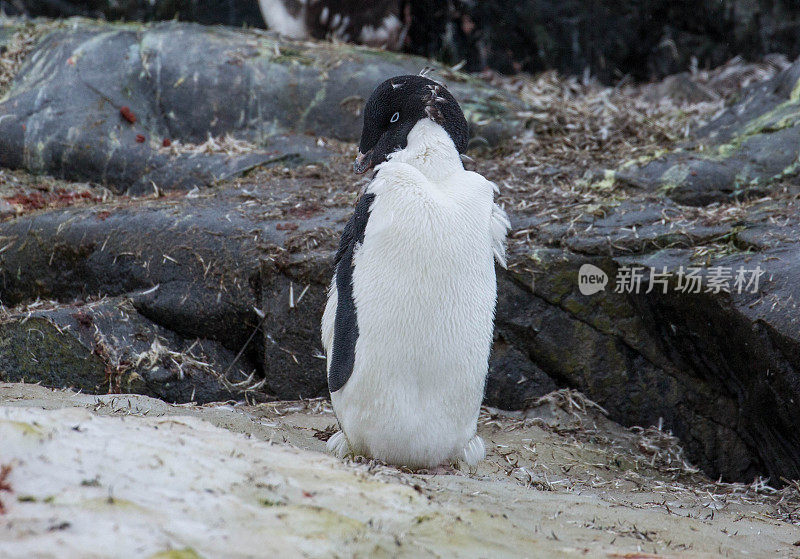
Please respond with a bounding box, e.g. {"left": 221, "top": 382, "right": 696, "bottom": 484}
{"left": 0, "top": 20, "right": 525, "bottom": 194}
{"left": 614, "top": 59, "right": 800, "bottom": 205}
{"left": 3, "top": 175, "right": 800, "bottom": 484}
{"left": 0, "top": 297, "right": 260, "bottom": 403}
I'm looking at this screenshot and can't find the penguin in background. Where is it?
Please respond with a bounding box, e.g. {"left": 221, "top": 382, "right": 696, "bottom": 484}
{"left": 321, "top": 72, "right": 510, "bottom": 469}
{"left": 258, "top": 0, "right": 404, "bottom": 49}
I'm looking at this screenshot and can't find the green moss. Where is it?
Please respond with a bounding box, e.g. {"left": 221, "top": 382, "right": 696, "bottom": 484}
{"left": 657, "top": 164, "right": 691, "bottom": 193}
{"left": 0, "top": 318, "right": 105, "bottom": 393}
{"left": 148, "top": 549, "right": 202, "bottom": 559}
{"left": 712, "top": 140, "right": 742, "bottom": 160}
{"left": 592, "top": 169, "right": 617, "bottom": 190}
{"left": 297, "top": 85, "right": 327, "bottom": 130}
{"left": 770, "top": 154, "right": 800, "bottom": 182}
{"left": 0, "top": 419, "right": 45, "bottom": 437}
{"left": 790, "top": 78, "right": 800, "bottom": 103}
{"left": 618, "top": 149, "right": 670, "bottom": 171}
{"left": 562, "top": 297, "right": 591, "bottom": 317}
{"left": 271, "top": 46, "right": 314, "bottom": 66}
{"left": 259, "top": 498, "right": 286, "bottom": 507}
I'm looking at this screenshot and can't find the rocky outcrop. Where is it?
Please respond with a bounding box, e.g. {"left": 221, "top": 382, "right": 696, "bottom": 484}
{"left": 0, "top": 181, "right": 336, "bottom": 400}
{"left": 0, "top": 20, "right": 524, "bottom": 194}
{"left": 615, "top": 58, "right": 800, "bottom": 205}
{"left": 0, "top": 181, "right": 558, "bottom": 409}
{"left": 1, "top": 18, "right": 800, "bottom": 487}
{"left": 1, "top": 0, "right": 265, "bottom": 27}
{"left": 0, "top": 298, "right": 258, "bottom": 403}
{"left": 406, "top": 1, "right": 800, "bottom": 81}
{"left": 496, "top": 244, "right": 800, "bottom": 483}
{"left": 6, "top": 2, "right": 800, "bottom": 83}
{"left": 2, "top": 169, "right": 799, "bottom": 484}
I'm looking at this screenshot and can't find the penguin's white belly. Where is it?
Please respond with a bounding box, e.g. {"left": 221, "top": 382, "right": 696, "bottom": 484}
{"left": 331, "top": 188, "right": 496, "bottom": 468}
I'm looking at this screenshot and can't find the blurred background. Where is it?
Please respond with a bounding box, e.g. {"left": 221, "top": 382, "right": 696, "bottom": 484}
{"left": 3, "top": 0, "right": 799, "bottom": 82}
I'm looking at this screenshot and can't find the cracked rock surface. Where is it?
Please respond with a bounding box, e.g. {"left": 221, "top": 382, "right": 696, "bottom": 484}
{"left": 0, "top": 19, "right": 524, "bottom": 194}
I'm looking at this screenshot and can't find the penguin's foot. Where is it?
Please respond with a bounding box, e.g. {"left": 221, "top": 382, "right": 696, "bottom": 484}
{"left": 326, "top": 430, "right": 351, "bottom": 459}
{"left": 420, "top": 464, "right": 459, "bottom": 475}
{"left": 461, "top": 434, "right": 486, "bottom": 467}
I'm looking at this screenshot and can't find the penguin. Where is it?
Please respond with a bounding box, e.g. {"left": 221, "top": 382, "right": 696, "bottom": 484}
{"left": 321, "top": 72, "right": 510, "bottom": 469}
{"left": 258, "top": 0, "right": 404, "bottom": 49}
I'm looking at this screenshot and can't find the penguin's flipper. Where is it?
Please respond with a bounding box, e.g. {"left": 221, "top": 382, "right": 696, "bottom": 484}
{"left": 490, "top": 202, "right": 510, "bottom": 268}
{"left": 327, "top": 430, "right": 352, "bottom": 459}
{"left": 321, "top": 275, "right": 337, "bottom": 360}
{"left": 328, "top": 192, "right": 376, "bottom": 393}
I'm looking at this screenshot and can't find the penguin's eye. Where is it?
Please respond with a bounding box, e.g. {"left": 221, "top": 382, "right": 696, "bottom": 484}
{"left": 390, "top": 111, "right": 400, "bottom": 123}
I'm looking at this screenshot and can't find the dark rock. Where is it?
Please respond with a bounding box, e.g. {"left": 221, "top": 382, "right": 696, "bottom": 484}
{"left": 626, "top": 248, "right": 800, "bottom": 482}
{"left": 0, "top": 181, "right": 345, "bottom": 401}
{"left": 0, "top": 298, "right": 259, "bottom": 403}
{"left": 614, "top": 58, "right": 800, "bottom": 206}
{"left": 0, "top": 2, "right": 24, "bottom": 17}
{"left": 0, "top": 199, "right": 14, "bottom": 219}
{"left": 641, "top": 73, "right": 719, "bottom": 105}
{"left": 562, "top": 199, "right": 730, "bottom": 256}
{"left": 258, "top": 251, "right": 331, "bottom": 400}
{"left": 498, "top": 240, "right": 800, "bottom": 483}
{"left": 0, "top": 20, "right": 525, "bottom": 193}
{"left": 486, "top": 335, "right": 557, "bottom": 410}
{"left": 404, "top": 1, "right": 800, "bottom": 83}
{"left": 11, "top": 0, "right": 265, "bottom": 27}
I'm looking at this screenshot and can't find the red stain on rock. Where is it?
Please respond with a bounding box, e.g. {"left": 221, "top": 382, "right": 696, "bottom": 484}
{"left": 120, "top": 106, "right": 137, "bottom": 124}
{"left": 286, "top": 202, "right": 322, "bottom": 219}
{"left": 276, "top": 222, "right": 299, "bottom": 231}
{"left": 162, "top": 138, "right": 172, "bottom": 147}
{"left": 72, "top": 311, "right": 93, "bottom": 328}
{"left": 0, "top": 464, "right": 12, "bottom": 515}
{"left": 4, "top": 189, "right": 103, "bottom": 212}
{"left": 136, "top": 134, "right": 146, "bottom": 143}
{"left": 4, "top": 191, "right": 46, "bottom": 210}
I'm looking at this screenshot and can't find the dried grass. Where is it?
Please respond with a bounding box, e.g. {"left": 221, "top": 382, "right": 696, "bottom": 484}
{"left": 0, "top": 21, "right": 52, "bottom": 99}
{"left": 131, "top": 336, "right": 265, "bottom": 397}
{"left": 159, "top": 133, "right": 260, "bottom": 157}
{"left": 527, "top": 387, "right": 609, "bottom": 418}
{"left": 477, "top": 58, "right": 798, "bottom": 258}
{"left": 500, "top": 389, "right": 800, "bottom": 526}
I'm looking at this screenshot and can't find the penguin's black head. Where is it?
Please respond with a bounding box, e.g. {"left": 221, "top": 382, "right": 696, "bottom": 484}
{"left": 354, "top": 75, "right": 469, "bottom": 174}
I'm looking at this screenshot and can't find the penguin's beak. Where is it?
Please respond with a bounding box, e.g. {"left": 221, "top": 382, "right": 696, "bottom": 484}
{"left": 353, "top": 150, "right": 372, "bottom": 174}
